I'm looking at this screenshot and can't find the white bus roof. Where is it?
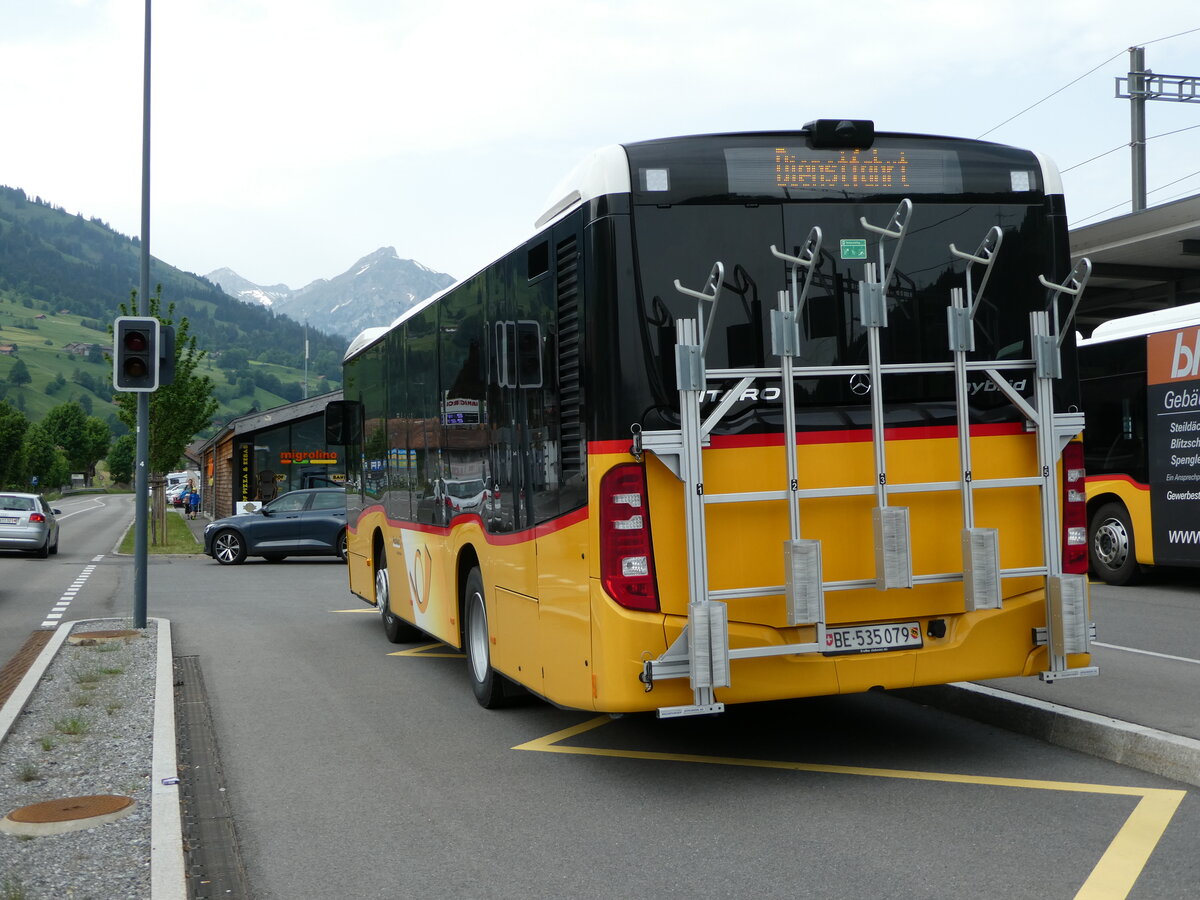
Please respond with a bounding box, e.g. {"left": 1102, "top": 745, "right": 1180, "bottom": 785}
{"left": 346, "top": 129, "right": 1067, "bottom": 361}
{"left": 1078, "top": 302, "right": 1200, "bottom": 346}
{"left": 532, "top": 139, "right": 1064, "bottom": 230}
{"left": 535, "top": 144, "right": 632, "bottom": 229}
{"left": 343, "top": 326, "right": 390, "bottom": 362}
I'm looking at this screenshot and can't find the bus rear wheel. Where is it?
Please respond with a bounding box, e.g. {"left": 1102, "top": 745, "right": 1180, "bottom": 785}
{"left": 1090, "top": 502, "right": 1140, "bottom": 586}
{"left": 464, "top": 567, "right": 507, "bottom": 708}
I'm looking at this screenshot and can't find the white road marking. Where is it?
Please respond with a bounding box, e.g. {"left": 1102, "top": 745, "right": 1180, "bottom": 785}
{"left": 1092, "top": 641, "right": 1200, "bottom": 666}
{"left": 41, "top": 561, "right": 101, "bottom": 628}
{"left": 53, "top": 498, "right": 107, "bottom": 519}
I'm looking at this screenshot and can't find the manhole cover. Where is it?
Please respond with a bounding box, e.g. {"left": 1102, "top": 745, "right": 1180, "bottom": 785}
{"left": 68, "top": 630, "right": 140, "bottom": 646}
{"left": 1, "top": 795, "right": 135, "bottom": 836}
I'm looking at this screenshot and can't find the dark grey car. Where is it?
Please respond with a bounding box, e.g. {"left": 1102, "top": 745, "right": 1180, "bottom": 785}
{"left": 202, "top": 488, "right": 346, "bottom": 565}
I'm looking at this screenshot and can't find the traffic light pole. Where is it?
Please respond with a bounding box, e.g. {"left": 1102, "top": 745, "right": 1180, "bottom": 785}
{"left": 134, "top": 0, "right": 152, "bottom": 629}
{"left": 134, "top": 395, "right": 149, "bottom": 628}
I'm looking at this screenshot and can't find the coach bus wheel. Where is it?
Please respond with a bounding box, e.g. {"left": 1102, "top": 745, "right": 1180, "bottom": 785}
{"left": 376, "top": 552, "right": 419, "bottom": 643}
{"left": 464, "top": 567, "right": 507, "bottom": 708}
{"left": 1089, "top": 502, "right": 1140, "bottom": 586}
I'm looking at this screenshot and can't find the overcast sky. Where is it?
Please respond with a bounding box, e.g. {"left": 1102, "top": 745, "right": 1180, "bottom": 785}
{"left": 3, "top": 2, "right": 1198, "bottom": 290}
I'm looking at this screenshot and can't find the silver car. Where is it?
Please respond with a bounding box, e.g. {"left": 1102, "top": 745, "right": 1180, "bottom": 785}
{"left": 0, "top": 492, "right": 61, "bottom": 557}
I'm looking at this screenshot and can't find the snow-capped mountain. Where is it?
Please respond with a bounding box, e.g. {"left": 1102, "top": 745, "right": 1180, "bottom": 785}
{"left": 204, "top": 267, "right": 293, "bottom": 309}
{"left": 206, "top": 248, "right": 455, "bottom": 339}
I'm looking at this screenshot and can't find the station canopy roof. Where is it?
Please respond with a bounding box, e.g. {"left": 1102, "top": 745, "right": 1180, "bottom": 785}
{"left": 1070, "top": 193, "right": 1200, "bottom": 337}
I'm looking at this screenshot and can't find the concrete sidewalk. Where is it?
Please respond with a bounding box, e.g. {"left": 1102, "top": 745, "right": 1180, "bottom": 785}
{"left": 177, "top": 507, "right": 209, "bottom": 547}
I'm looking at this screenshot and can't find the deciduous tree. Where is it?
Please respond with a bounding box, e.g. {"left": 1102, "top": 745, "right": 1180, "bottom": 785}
{"left": 0, "top": 400, "right": 29, "bottom": 489}
{"left": 7, "top": 358, "right": 31, "bottom": 387}
{"left": 106, "top": 432, "right": 135, "bottom": 485}
{"left": 22, "top": 422, "right": 70, "bottom": 491}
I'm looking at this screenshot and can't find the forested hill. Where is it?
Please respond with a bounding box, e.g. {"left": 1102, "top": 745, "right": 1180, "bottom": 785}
{"left": 0, "top": 186, "right": 347, "bottom": 373}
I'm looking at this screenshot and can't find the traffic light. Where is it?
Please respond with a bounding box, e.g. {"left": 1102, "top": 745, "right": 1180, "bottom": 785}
{"left": 113, "top": 316, "right": 160, "bottom": 392}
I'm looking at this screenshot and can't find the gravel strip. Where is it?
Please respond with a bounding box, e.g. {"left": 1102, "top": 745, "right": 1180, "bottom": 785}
{"left": 0, "top": 620, "right": 157, "bottom": 900}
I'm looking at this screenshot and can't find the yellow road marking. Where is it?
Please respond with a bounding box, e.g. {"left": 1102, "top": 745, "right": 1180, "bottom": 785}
{"left": 388, "top": 642, "right": 465, "bottom": 659}
{"left": 331, "top": 609, "right": 463, "bottom": 656}
{"left": 515, "top": 716, "right": 1185, "bottom": 900}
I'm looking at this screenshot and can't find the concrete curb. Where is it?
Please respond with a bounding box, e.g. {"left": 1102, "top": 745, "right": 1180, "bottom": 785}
{"left": 0, "top": 618, "right": 186, "bottom": 900}
{"left": 904, "top": 681, "right": 1200, "bottom": 788}
{"left": 150, "top": 618, "right": 186, "bottom": 900}
{"left": 0, "top": 625, "right": 73, "bottom": 745}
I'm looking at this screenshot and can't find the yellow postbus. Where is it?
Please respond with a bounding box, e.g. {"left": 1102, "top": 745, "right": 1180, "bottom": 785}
{"left": 333, "top": 120, "right": 1096, "bottom": 717}
{"left": 1081, "top": 303, "right": 1200, "bottom": 584}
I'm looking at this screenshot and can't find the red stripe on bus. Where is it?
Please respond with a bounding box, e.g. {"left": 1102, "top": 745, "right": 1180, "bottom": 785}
{"left": 588, "top": 422, "right": 1025, "bottom": 455}
{"left": 1085, "top": 473, "right": 1149, "bottom": 491}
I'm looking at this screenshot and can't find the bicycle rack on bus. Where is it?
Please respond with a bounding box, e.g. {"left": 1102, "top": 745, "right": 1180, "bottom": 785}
{"left": 637, "top": 202, "right": 1096, "bottom": 718}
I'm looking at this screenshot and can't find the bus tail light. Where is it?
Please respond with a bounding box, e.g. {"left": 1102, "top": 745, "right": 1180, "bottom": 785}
{"left": 600, "top": 464, "right": 659, "bottom": 612}
{"left": 1061, "top": 442, "right": 1088, "bottom": 574}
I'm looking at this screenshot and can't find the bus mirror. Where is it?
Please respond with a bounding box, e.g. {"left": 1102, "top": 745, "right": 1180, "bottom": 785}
{"left": 325, "top": 400, "right": 362, "bottom": 445}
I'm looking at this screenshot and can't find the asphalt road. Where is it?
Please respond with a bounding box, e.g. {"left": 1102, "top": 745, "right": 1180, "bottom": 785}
{"left": 0, "top": 492, "right": 132, "bottom": 666}
{"left": 3, "top": 503, "right": 1198, "bottom": 898}
{"left": 983, "top": 570, "right": 1200, "bottom": 741}
{"left": 156, "top": 543, "right": 1197, "bottom": 900}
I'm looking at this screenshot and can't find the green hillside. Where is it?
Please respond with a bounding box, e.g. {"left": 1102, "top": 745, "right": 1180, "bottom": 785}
{"left": 0, "top": 186, "right": 345, "bottom": 434}
{"left": 0, "top": 295, "right": 335, "bottom": 434}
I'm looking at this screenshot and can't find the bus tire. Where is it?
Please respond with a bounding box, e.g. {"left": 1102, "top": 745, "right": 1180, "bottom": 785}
{"left": 1089, "top": 501, "right": 1141, "bottom": 586}
{"left": 464, "top": 567, "right": 507, "bottom": 708}
{"left": 376, "top": 551, "right": 419, "bottom": 643}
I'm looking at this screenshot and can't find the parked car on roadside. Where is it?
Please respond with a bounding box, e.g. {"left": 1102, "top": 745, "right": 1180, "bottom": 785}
{"left": 202, "top": 487, "right": 346, "bottom": 565}
{"left": 0, "top": 492, "right": 60, "bottom": 558}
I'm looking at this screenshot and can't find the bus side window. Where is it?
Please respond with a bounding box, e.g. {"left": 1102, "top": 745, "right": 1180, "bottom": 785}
{"left": 494, "top": 320, "right": 542, "bottom": 388}
{"left": 495, "top": 321, "right": 517, "bottom": 387}
{"left": 517, "top": 321, "right": 543, "bottom": 388}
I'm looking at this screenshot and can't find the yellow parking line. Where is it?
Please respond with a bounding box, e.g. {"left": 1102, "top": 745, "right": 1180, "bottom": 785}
{"left": 388, "top": 642, "right": 465, "bottom": 659}
{"left": 514, "top": 716, "right": 1185, "bottom": 900}
{"left": 332, "top": 609, "right": 463, "bottom": 656}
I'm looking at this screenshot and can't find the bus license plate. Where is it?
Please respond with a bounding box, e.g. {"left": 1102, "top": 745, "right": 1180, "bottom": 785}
{"left": 823, "top": 621, "right": 923, "bottom": 656}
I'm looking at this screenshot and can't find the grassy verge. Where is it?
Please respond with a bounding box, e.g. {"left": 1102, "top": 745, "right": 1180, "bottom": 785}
{"left": 119, "top": 510, "right": 204, "bottom": 554}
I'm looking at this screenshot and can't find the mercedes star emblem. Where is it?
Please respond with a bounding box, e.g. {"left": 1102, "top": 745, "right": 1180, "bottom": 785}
{"left": 849, "top": 373, "right": 872, "bottom": 396}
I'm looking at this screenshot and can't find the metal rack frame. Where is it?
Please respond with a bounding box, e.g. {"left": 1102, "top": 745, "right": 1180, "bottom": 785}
{"left": 637, "top": 200, "right": 1096, "bottom": 718}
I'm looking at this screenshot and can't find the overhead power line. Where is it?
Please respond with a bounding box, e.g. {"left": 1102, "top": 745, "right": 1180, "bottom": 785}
{"left": 977, "top": 25, "right": 1200, "bottom": 139}
{"left": 1072, "top": 168, "right": 1200, "bottom": 225}
{"left": 977, "top": 51, "right": 1124, "bottom": 139}
{"left": 1061, "top": 122, "right": 1200, "bottom": 174}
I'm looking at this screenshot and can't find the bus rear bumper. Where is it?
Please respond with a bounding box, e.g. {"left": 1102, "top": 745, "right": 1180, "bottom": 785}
{"left": 589, "top": 582, "right": 1092, "bottom": 714}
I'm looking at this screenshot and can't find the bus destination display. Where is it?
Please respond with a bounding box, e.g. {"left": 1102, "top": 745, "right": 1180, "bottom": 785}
{"left": 725, "top": 146, "right": 963, "bottom": 196}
